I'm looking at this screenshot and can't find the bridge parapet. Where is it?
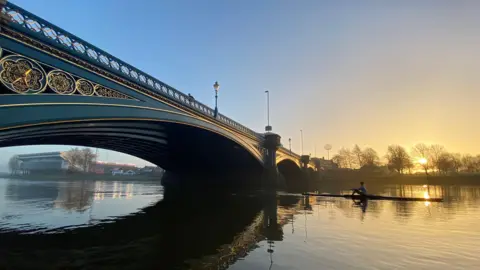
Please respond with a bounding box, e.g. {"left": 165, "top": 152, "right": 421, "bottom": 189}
{"left": 0, "top": 1, "right": 260, "bottom": 139}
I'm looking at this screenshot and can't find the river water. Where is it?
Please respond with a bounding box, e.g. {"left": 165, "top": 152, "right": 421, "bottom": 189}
{"left": 0, "top": 177, "right": 479, "bottom": 269}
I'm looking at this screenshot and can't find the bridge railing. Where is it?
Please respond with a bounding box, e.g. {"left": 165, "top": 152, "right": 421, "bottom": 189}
{"left": 278, "top": 146, "right": 301, "bottom": 160}
{"left": 1, "top": 2, "right": 262, "bottom": 140}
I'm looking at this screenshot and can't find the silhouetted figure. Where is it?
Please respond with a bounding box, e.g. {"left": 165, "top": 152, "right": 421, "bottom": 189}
{"left": 351, "top": 181, "right": 367, "bottom": 196}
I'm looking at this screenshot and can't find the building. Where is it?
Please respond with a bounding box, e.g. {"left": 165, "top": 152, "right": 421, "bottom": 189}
{"left": 16, "top": 152, "right": 70, "bottom": 173}
{"left": 311, "top": 157, "right": 338, "bottom": 171}
{"left": 137, "top": 166, "right": 164, "bottom": 175}
{"left": 90, "top": 161, "right": 137, "bottom": 175}
{"left": 14, "top": 152, "right": 140, "bottom": 175}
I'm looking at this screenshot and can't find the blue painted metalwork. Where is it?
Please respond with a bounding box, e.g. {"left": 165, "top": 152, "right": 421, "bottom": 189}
{"left": 0, "top": 1, "right": 308, "bottom": 167}
{"left": 0, "top": 2, "right": 259, "bottom": 138}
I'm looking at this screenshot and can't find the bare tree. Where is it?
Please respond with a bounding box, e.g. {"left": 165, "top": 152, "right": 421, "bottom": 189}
{"left": 411, "top": 143, "right": 431, "bottom": 173}
{"left": 80, "top": 148, "right": 96, "bottom": 172}
{"left": 352, "top": 144, "right": 363, "bottom": 168}
{"left": 404, "top": 158, "right": 414, "bottom": 174}
{"left": 385, "top": 145, "right": 410, "bottom": 174}
{"left": 412, "top": 143, "right": 430, "bottom": 159}
{"left": 475, "top": 155, "right": 480, "bottom": 172}
{"left": 63, "top": 148, "right": 83, "bottom": 171}
{"left": 338, "top": 147, "right": 355, "bottom": 169}
{"left": 63, "top": 147, "right": 96, "bottom": 172}
{"left": 332, "top": 154, "right": 345, "bottom": 168}
{"left": 461, "top": 155, "right": 476, "bottom": 172}
{"left": 361, "top": 147, "right": 379, "bottom": 167}
{"left": 450, "top": 153, "right": 462, "bottom": 173}
{"left": 430, "top": 144, "right": 446, "bottom": 173}
{"left": 437, "top": 153, "right": 454, "bottom": 174}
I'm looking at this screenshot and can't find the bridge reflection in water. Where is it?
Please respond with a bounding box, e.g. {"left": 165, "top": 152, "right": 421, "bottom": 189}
{"left": 0, "top": 185, "right": 305, "bottom": 270}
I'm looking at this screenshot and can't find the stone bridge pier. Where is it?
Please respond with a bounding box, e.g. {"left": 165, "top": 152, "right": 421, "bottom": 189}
{"left": 262, "top": 133, "right": 282, "bottom": 191}
{"left": 300, "top": 155, "right": 314, "bottom": 191}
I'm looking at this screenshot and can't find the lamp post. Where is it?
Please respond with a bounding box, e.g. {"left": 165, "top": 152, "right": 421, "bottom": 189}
{"left": 265, "top": 90, "right": 272, "bottom": 131}
{"left": 300, "top": 129, "right": 304, "bottom": 155}
{"left": 213, "top": 81, "right": 220, "bottom": 118}
{"left": 288, "top": 138, "right": 292, "bottom": 154}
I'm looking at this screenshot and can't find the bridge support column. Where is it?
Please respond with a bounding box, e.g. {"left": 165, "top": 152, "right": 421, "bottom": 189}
{"left": 262, "top": 133, "right": 281, "bottom": 191}
{"left": 300, "top": 155, "right": 312, "bottom": 191}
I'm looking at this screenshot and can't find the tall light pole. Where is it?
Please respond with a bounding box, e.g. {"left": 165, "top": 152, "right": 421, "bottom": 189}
{"left": 265, "top": 90, "right": 272, "bottom": 131}
{"left": 213, "top": 81, "right": 220, "bottom": 118}
{"left": 300, "top": 129, "right": 304, "bottom": 155}
{"left": 288, "top": 138, "right": 292, "bottom": 154}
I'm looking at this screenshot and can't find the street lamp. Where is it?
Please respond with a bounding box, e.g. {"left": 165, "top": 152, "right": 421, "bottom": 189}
{"left": 265, "top": 90, "right": 272, "bottom": 131}
{"left": 213, "top": 81, "right": 219, "bottom": 118}
{"left": 300, "top": 129, "right": 304, "bottom": 155}
{"left": 288, "top": 138, "right": 292, "bottom": 154}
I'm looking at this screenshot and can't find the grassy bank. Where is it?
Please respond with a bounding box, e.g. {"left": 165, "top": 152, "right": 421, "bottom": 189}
{"left": 2, "top": 173, "right": 162, "bottom": 182}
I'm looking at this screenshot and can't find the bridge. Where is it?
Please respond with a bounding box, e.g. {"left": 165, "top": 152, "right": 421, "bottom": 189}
{"left": 0, "top": 1, "right": 318, "bottom": 191}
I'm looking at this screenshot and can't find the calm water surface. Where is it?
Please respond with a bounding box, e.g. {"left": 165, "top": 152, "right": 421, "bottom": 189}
{"left": 0, "top": 177, "right": 479, "bottom": 269}
{"left": 0, "top": 178, "right": 162, "bottom": 232}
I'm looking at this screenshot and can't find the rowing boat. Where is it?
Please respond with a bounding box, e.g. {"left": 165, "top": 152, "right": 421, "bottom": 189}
{"left": 302, "top": 193, "right": 443, "bottom": 202}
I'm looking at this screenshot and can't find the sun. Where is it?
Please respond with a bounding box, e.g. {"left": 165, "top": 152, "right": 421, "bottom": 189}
{"left": 418, "top": 158, "right": 427, "bottom": 165}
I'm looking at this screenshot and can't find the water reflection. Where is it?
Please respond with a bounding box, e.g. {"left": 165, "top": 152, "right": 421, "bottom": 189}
{"left": 0, "top": 178, "right": 162, "bottom": 232}
{"left": 5, "top": 180, "right": 143, "bottom": 213}
{"left": 232, "top": 184, "right": 480, "bottom": 270}
{"left": 6, "top": 180, "right": 58, "bottom": 202}
{"left": 0, "top": 188, "right": 285, "bottom": 269}
{"left": 54, "top": 181, "right": 94, "bottom": 212}
{"left": 1, "top": 181, "right": 480, "bottom": 269}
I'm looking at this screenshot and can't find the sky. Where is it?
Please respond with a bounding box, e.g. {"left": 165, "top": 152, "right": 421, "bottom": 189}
{"left": 2, "top": 0, "right": 480, "bottom": 169}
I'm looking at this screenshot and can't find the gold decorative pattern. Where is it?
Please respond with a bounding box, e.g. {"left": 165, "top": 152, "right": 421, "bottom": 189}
{"left": 94, "top": 84, "right": 131, "bottom": 99}
{"left": 75, "top": 79, "right": 94, "bottom": 96}
{"left": 0, "top": 54, "right": 134, "bottom": 100}
{"left": 0, "top": 55, "right": 46, "bottom": 94}
{"left": 47, "top": 70, "right": 75, "bottom": 94}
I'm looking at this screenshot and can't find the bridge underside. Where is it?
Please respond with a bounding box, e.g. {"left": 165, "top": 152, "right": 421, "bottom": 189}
{"left": 0, "top": 4, "right": 315, "bottom": 191}
{"left": 277, "top": 159, "right": 308, "bottom": 192}
{"left": 0, "top": 119, "right": 264, "bottom": 189}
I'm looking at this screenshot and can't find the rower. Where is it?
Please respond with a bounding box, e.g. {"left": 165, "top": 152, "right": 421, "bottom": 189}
{"left": 351, "top": 182, "right": 367, "bottom": 196}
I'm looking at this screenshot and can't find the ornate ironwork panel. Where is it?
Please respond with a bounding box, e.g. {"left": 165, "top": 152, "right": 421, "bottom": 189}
{"left": 0, "top": 54, "right": 46, "bottom": 94}
{"left": 0, "top": 49, "right": 135, "bottom": 100}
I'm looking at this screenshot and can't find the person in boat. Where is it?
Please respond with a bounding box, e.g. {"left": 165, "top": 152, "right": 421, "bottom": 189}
{"left": 351, "top": 182, "right": 367, "bottom": 196}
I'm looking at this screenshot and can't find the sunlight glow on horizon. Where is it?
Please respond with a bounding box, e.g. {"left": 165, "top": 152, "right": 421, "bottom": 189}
{"left": 418, "top": 158, "right": 428, "bottom": 165}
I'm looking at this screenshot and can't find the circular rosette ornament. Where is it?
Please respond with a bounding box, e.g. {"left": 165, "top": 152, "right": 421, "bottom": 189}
{"left": 75, "top": 79, "right": 94, "bottom": 96}
{"left": 47, "top": 70, "right": 75, "bottom": 95}
{"left": 0, "top": 55, "right": 46, "bottom": 94}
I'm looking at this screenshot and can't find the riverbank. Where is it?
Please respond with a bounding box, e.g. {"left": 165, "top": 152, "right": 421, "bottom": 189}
{"left": 1, "top": 173, "right": 162, "bottom": 182}
{"left": 320, "top": 172, "right": 480, "bottom": 186}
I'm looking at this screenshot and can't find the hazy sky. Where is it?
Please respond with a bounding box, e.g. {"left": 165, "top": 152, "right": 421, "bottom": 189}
{"left": 2, "top": 0, "right": 480, "bottom": 168}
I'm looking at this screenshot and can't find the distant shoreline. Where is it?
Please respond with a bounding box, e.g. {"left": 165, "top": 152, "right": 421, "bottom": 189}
{"left": 0, "top": 173, "right": 162, "bottom": 182}
{"left": 319, "top": 173, "right": 480, "bottom": 186}
{"left": 2, "top": 171, "right": 479, "bottom": 186}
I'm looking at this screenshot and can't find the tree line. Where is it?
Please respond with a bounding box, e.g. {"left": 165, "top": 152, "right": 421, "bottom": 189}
{"left": 331, "top": 143, "right": 480, "bottom": 174}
